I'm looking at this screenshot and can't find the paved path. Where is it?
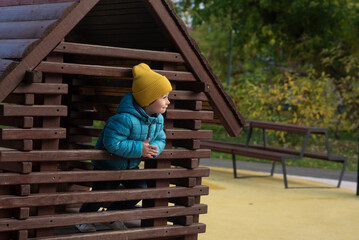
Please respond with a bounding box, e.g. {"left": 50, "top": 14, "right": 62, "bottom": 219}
{"left": 200, "top": 158, "right": 357, "bottom": 190}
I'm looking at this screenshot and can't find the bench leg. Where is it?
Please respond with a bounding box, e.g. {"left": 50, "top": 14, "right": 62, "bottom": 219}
{"left": 270, "top": 162, "right": 276, "bottom": 176}
{"left": 337, "top": 159, "right": 347, "bottom": 188}
{"left": 232, "top": 153, "right": 237, "bottom": 178}
{"left": 281, "top": 159, "right": 288, "bottom": 188}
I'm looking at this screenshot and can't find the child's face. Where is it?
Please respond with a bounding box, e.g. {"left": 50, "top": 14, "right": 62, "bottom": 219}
{"left": 144, "top": 92, "right": 170, "bottom": 116}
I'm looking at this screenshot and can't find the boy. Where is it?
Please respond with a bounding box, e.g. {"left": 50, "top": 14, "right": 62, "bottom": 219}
{"left": 77, "top": 63, "right": 172, "bottom": 232}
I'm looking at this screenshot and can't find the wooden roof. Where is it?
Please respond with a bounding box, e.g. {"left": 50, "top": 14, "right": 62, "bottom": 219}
{"left": 0, "top": 0, "right": 246, "bottom": 136}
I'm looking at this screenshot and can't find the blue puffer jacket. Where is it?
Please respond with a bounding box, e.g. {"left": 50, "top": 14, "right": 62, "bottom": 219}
{"left": 93, "top": 93, "right": 166, "bottom": 170}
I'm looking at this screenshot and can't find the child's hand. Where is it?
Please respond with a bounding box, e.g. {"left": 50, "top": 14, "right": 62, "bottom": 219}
{"left": 142, "top": 138, "right": 158, "bottom": 158}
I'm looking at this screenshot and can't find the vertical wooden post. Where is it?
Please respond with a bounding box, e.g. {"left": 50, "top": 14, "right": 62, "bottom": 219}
{"left": 35, "top": 53, "right": 64, "bottom": 237}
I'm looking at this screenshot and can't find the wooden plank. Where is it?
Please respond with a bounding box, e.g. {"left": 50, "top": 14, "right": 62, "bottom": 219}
{"left": 0, "top": 2, "right": 75, "bottom": 21}
{"left": 13, "top": 83, "right": 68, "bottom": 94}
{"left": 169, "top": 91, "right": 208, "bottom": 101}
{"left": 35, "top": 61, "right": 196, "bottom": 81}
{"left": 14, "top": 185, "right": 31, "bottom": 196}
{"left": 0, "top": 149, "right": 211, "bottom": 162}
{"left": 54, "top": 42, "right": 185, "bottom": 62}
{"left": 0, "top": 39, "right": 39, "bottom": 59}
{"left": 0, "top": 128, "right": 66, "bottom": 140}
{"left": 165, "top": 129, "right": 212, "bottom": 139}
{"left": 170, "top": 178, "right": 197, "bottom": 188}
{"left": 0, "top": 0, "right": 99, "bottom": 102}
{"left": 0, "top": 20, "right": 56, "bottom": 39}
{"left": 27, "top": 224, "right": 206, "bottom": 240}
{"left": 0, "top": 204, "right": 207, "bottom": 232}
{"left": 144, "top": 0, "right": 245, "bottom": 136}
{"left": 0, "top": 185, "right": 209, "bottom": 209}
{"left": 0, "top": 105, "right": 67, "bottom": 117}
{"left": 0, "top": 167, "right": 209, "bottom": 185}
{"left": 166, "top": 109, "right": 213, "bottom": 120}
{"left": 0, "top": 162, "right": 32, "bottom": 173}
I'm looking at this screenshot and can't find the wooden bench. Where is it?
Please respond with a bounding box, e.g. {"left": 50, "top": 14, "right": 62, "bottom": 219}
{"left": 201, "top": 120, "right": 347, "bottom": 188}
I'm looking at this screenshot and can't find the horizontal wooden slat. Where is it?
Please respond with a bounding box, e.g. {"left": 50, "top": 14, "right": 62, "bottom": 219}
{"left": 0, "top": 185, "right": 208, "bottom": 209}
{"left": 0, "top": 20, "right": 56, "bottom": 39}
{"left": 32, "top": 223, "right": 206, "bottom": 240}
{"left": 0, "top": 204, "right": 207, "bottom": 232}
{"left": 35, "top": 61, "right": 196, "bottom": 81}
{"left": 166, "top": 109, "right": 213, "bottom": 120}
{"left": 0, "top": 167, "right": 209, "bottom": 185}
{"left": 169, "top": 91, "right": 208, "bottom": 101}
{"left": 0, "top": 2, "right": 75, "bottom": 20}
{"left": 0, "top": 149, "right": 211, "bottom": 162}
{"left": 165, "top": 129, "right": 212, "bottom": 139}
{"left": 71, "top": 111, "right": 111, "bottom": 121}
{"left": 54, "top": 42, "right": 185, "bottom": 63}
{"left": 0, "top": 105, "right": 67, "bottom": 116}
{"left": 0, "top": 39, "right": 39, "bottom": 58}
{"left": 13, "top": 83, "right": 68, "bottom": 94}
{"left": 0, "top": 128, "right": 66, "bottom": 140}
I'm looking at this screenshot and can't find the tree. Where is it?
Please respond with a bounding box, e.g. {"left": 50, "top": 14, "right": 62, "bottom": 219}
{"left": 176, "top": 0, "right": 359, "bottom": 136}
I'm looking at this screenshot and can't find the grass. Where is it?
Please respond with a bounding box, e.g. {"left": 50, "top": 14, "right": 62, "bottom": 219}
{"left": 201, "top": 124, "right": 358, "bottom": 172}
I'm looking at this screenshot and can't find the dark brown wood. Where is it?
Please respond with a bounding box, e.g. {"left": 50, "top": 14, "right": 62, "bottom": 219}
{"left": 13, "top": 207, "right": 30, "bottom": 220}
{"left": 169, "top": 91, "right": 208, "bottom": 101}
{"left": 54, "top": 42, "right": 185, "bottom": 63}
{"left": 176, "top": 82, "right": 211, "bottom": 93}
{"left": 170, "top": 178, "right": 196, "bottom": 188}
{"left": 0, "top": 204, "right": 207, "bottom": 232}
{"left": 173, "top": 120, "right": 201, "bottom": 130}
{"left": 24, "top": 71, "right": 42, "bottom": 83}
{"left": 13, "top": 83, "right": 68, "bottom": 94}
{"left": 0, "top": 185, "right": 208, "bottom": 209}
{"left": 166, "top": 109, "right": 213, "bottom": 120}
{"left": 14, "top": 230, "right": 28, "bottom": 240}
{"left": 165, "top": 129, "right": 212, "bottom": 140}
{"left": 0, "top": 117, "right": 33, "bottom": 128}
{"left": 169, "top": 197, "right": 195, "bottom": 207}
{"left": 0, "top": 0, "right": 99, "bottom": 102}
{"left": 0, "top": 168, "right": 209, "bottom": 185}
{"left": 175, "top": 101, "right": 202, "bottom": 111}
{"left": 0, "top": 128, "right": 66, "bottom": 140}
{"left": 171, "top": 159, "right": 199, "bottom": 169}
{"left": 0, "top": 1, "right": 75, "bottom": 8}
{"left": 0, "top": 162, "right": 32, "bottom": 173}
{"left": 0, "top": 140, "right": 33, "bottom": 151}
{"left": 172, "top": 140, "right": 200, "bottom": 150}
{"left": 168, "top": 215, "right": 193, "bottom": 226}
{"left": 35, "top": 61, "right": 196, "bottom": 81}
{"left": 0, "top": 105, "right": 67, "bottom": 117}
{"left": 0, "top": 149, "right": 211, "bottom": 162}
{"left": 15, "top": 185, "right": 31, "bottom": 196}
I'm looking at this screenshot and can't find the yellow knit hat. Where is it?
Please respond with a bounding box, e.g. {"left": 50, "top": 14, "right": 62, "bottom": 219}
{"left": 132, "top": 63, "right": 172, "bottom": 107}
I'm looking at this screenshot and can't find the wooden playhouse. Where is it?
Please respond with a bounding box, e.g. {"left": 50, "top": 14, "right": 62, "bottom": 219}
{"left": 0, "top": 0, "right": 245, "bottom": 239}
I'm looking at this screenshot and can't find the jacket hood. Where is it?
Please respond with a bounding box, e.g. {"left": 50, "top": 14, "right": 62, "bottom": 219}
{"left": 116, "top": 93, "right": 158, "bottom": 123}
